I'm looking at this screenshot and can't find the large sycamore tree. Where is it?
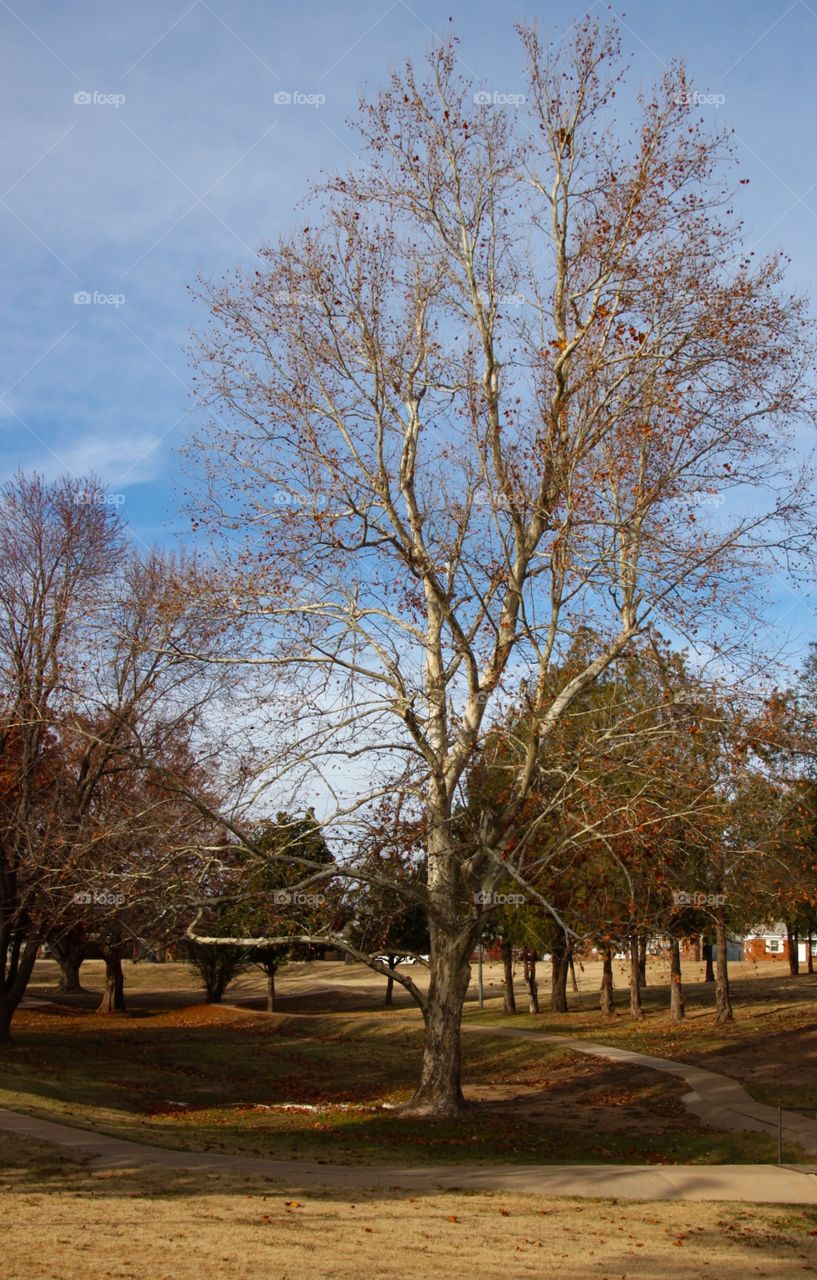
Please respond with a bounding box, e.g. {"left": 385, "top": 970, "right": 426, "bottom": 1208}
{"left": 191, "top": 21, "right": 816, "bottom": 1115}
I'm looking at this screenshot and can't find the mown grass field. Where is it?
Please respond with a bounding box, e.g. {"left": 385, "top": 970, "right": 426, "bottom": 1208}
{"left": 4, "top": 1133, "right": 817, "bottom": 1280}
{"left": 465, "top": 966, "right": 817, "bottom": 1112}
{"left": 5, "top": 958, "right": 817, "bottom": 1280}
{"left": 4, "top": 957, "right": 817, "bottom": 1167}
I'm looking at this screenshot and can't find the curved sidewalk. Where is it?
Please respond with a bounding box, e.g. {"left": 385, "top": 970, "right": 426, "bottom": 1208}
{"left": 2, "top": 1106, "right": 817, "bottom": 1204}
{"left": 461, "top": 1023, "right": 817, "bottom": 1155}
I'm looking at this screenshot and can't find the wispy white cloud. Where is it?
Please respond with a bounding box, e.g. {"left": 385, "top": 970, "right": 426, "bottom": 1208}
{"left": 0, "top": 427, "right": 166, "bottom": 487}
{"left": 0, "top": 0, "right": 816, "bottom": 650}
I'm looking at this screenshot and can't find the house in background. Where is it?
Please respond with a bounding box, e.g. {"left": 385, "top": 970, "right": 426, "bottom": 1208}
{"left": 681, "top": 935, "right": 744, "bottom": 963}
{"left": 743, "top": 923, "right": 817, "bottom": 964}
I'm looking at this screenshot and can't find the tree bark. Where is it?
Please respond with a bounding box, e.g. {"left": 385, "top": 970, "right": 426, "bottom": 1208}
{"left": 629, "top": 935, "right": 643, "bottom": 1020}
{"left": 703, "top": 940, "right": 715, "bottom": 982}
{"left": 0, "top": 934, "right": 39, "bottom": 1044}
{"left": 58, "top": 954, "right": 84, "bottom": 993}
{"left": 550, "top": 941, "right": 568, "bottom": 1013}
{"left": 669, "top": 935, "right": 685, "bottom": 1022}
{"left": 568, "top": 948, "right": 579, "bottom": 993}
{"left": 54, "top": 940, "right": 86, "bottom": 993}
{"left": 638, "top": 935, "right": 647, "bottom": 987}
{"left": 808, "top": 934, "right": 814, "bottom": 976}
{"left": 266, "top": 968, "right": 276, "bottom": 1013}
{"left": 714, "top": 911, "right": 733, "bottom": 1024}
{"left": 403, "top": 932, "right": 471, "bottom": 1117}
{"left": 600, "top": 945, "right": 616, "bottom": 1016}
{"left": 97, "top": 953, "right": 126, "bottom": 1013}
{"left": 787, "top": 924, "right": 799, "bottom": 976}
{"left": 501, "top": 937, "right": 516, "bottom": 1014}
{"left": 524, "top": 950, "right": 539, "bottom": 1014}
{"left": 385, "top": 953, "right": 396, "bottom": 1007}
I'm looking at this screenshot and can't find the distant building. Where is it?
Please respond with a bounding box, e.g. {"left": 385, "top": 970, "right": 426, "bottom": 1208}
{"left": 743, "top": 923, "right": 816, "bottom": 965}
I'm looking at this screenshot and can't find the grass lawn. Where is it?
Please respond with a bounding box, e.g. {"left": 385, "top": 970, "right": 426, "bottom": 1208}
{"left": 465, "top": 964, "right": 817, "bottom": 1114}
{"left": 3, "top": 1133, "right": 817, "bottom": 1280}
{"left": 3, "top": 957, "right": 815, "bottom": 1167}
{"left": 0, "top": 965, "right": 809, "bottom": 1166}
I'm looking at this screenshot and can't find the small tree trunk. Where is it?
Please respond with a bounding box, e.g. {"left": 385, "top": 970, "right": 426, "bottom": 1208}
{"left": 97, "top": 953, "right": 126, "bottom": 1013}
{"left": 56, "top": 944, "right": 85, "bottom": 993}
{"left": 58, "top": 956, "right": 84, "bottom": 993}
{"left": 808, "top": 934, "right": 814, "bottom": 975}
{"left": 385, "top": 953, "right": 396, "bottom": 1007}
{"left": 524, "top": 951, "right": 539, "bottom": 1014}
{"left": 703, "top": 940, "right": 715, "bottom": 982}
{"left": 501, "top": 937, "right": 516, "bottom": 1014}
{"left": 550, "top": 941, "right": 568, "bottom": 1013}
{"left": 669, "top": 935, "right": 685, "bottom": 1022}
{"left": 206, "top": 975, "right": 224, "bottom": 1004}
{"left": 600, "top": 945, "right": 616, "bottom": 1016}
{"left": 787, "top": 924, "right": 800, "bottom": 976}
{"left": 266, "top": 968, "right": 276, "bottom": 1013}
{"left": 0, "top": 935, "right": 39, "bottom": 1044}
{"left": 714, "top": 911, "right": 733, "bottom": 1024}
{"left": 629, "top": 935, "right": 643, "bottom": 1020}
{"left": 638, "top": 935, "right": 647, "bottom": 987}
{"left": 568, "top": 949, "right": 579, "bottom": 993}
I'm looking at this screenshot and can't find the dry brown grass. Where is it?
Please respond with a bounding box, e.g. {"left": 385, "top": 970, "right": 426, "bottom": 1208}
{"left": 3, "top": 1136, "right": 817, "bottom": 1280}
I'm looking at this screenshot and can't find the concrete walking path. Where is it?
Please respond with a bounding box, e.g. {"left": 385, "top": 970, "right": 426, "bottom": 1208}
{"left": 8, "top": 1000, "right": 817, "bottom": 1203}
{"left": 2, "top": 1105, "right": 817, "bottom": 1203}
{"left": 461, "top": 1022, "right": 817, "bottom": 1156}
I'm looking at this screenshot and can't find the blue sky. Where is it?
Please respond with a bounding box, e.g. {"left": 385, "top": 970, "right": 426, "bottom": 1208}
{"left": 3, "top": 0, "right": 817, "bottom": 663}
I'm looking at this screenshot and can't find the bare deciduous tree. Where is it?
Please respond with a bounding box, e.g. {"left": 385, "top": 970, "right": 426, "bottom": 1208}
{"left": 0, "top": 475, "right": 228, "bottom": 1037}
{"left": 0, "top": 473, "right": 122, "bottom": 1040}
{"left": 188, "top": 22, "right": 817, "bottom": 1114}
